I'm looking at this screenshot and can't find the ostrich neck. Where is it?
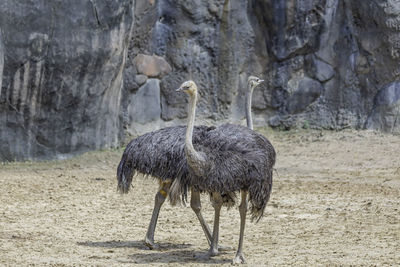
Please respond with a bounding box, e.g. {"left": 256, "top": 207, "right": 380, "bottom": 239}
{"left": 185, "top": 91, "right": 206, "bottom": 174}
{"left": 185, "top": 92, "right": 197, "bottom": 152}
{"left": 245, "top": 84, "right": 254, "bottom": 130}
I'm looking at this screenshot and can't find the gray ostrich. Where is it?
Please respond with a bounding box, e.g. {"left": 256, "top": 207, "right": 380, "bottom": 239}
{"left": 117, "top": 76, "right": 265, "bottom": 250}
{"left": 245, "top": 76, "right": 263, "bottom": 130}
{"left": 175, "top": 80, "right": 275, "bottom": 263}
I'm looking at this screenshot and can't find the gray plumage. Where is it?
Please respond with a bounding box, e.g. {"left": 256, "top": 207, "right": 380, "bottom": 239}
{"left": 183, "top": 123, "right": 275, "bottom": 221}
{"left": 117, "top": 76, "right": 274, "bottom": 221}
{"left": 176, "top": 80, "right": 275, "bottom": 263}
{"left": 117, "top": 124, "right": 275, "bottom": 219}
{"left": 117, "top": 125, "right": 214, "bottom": 199}
{"left": 117, "top": 123, "right": 275, "bottom": 221}
{"left": 117, "top": 76, "right": 273, "bottom": 259}
{"left": 119, "top": 128, "right": 275, "bottom": 223}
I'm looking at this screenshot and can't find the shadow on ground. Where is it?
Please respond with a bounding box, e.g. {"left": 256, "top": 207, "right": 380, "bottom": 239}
{"left": 78, "top": 240, "right": 193, "bottom": 250}
{"left": 78, "top": 240, "right": 231, "bottom": 264}
{"left": 126, "top": 250, "right": 231, "bottom": 264}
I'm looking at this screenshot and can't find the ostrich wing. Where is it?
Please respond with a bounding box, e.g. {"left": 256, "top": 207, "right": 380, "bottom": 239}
{"left": 117, "top": 125, "right": 215, "bottom": 194}
{"left": 188, "top": 124, "right": 276, "bottom": 221}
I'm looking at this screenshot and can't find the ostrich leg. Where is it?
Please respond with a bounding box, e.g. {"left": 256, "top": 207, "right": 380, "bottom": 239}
{"left": 232, "top": 190, "right": 248, "bottom": 264}
{"left": 195, "top": 192, "right": 223, "bottom": 260}
{"left": 145, "top": 180, "right": 171, "bottom": 249}
{"left": 191, "top": 189, "right": 232, "bottom": 251}
{"left": 190, "top": 188, "right": 213, "bottom": 244}
{"left": 209, "top": 192, "right": 223, "bottom": 256}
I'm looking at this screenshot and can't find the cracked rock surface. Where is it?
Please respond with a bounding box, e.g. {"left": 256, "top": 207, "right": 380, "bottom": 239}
{"left": 126, "top": 0, "right": 400, "bottom": 134}
{"left": 0, "top": 0, "right": 134, "bottom": 160}
{"left": 2, "top": 0, "right": 400, "bottom": 160}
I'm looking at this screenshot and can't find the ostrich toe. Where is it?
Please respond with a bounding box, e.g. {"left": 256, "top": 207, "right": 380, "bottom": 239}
{"left": 232, "top": 253, "right": 246, "bottom": 264}
{"left": 144, "top": 237, "right": 159, "bottom": 250}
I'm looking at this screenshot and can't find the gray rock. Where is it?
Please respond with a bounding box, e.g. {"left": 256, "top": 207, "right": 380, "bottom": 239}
{"left": 135, "top": 74, "right": 148, "bottom": 86}
{"left": 315, "top": 59, "right": 335, "bottom": 82}
{"left": 159, "top": 72, "right": 188, "bottom": 121}
{"left": 128, "top": 78, "right": 161, "bottom": 125}
{"left": 0, "top": 0, "right": 134, "bottom": 161}
{"left": 287, "top": 77, "right": 323, "bottom": 114}
{"left": 0, "top": 31, "right": 3, "bottom": 97}
{"left": 134, "top": 54, "right": 172, "bottom": 78}
{"left": 123, "top": 64, "right": 139, "bottom": 93}
{"left": 3, "top": 0, "right": 400, "bottom": 160}
{"left": 268, "top": 115, "right": 282, "bottom": 128}
{"left": 366, "top": 82, "right": 400, "bottom": 132}
{"left": 306, "top": 55, "right": 335, "bottom": 82}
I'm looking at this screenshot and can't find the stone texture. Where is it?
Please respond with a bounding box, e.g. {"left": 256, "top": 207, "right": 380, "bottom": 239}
{"left": 134, "top": 54, "right": 172, "bottom": 78}
{"left": 287, "top": 77, "right": 323, "bottom": 114}
{"left": 123, "top": 64, "right": 139, "bottom": 93}
{"left": 366, "top": 82, "right": 400, "bottom": 132}
{"left": 0, "top": 0, "right": 134, "bottom": 161}
{"left": 135, "top": 74, "right": 148, "bottom": 86}
{"left": 306, "top": 55, "right": 335, "bottom": 82}
{"left": 122, "top": 0, "right": 400, "bottom": 134}
{"left": 127, "top": 78, "right": 161, "bottom": 126}
{"left": 3, "top": 0, "right": 400, "bottom": 161}
{"left": 0, "top": 31, "right": 3, "bottom": 98}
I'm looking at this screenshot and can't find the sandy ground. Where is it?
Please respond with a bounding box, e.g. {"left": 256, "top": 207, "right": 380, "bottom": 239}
{"left": 0, "top": 129, "right": 399, "bottom": 266}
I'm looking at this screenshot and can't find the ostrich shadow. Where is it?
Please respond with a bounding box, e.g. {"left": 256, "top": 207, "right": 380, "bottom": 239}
{"left": 127, "top": 250, "right": 231, "bottom": 264}
{"left": 77, "top": 240, "right": 191, "bottom": 250}
{"left": 77, "top": 240, "right": 231, "bottom": 264}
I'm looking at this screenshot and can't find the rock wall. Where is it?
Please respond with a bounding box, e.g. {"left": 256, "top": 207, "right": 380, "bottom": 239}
{"left": 124, "top": 0, "right": 400, "bottom": 134}
{"left": 0, "top": 0, "right": 134, "bottom": 160}
{"left": 1, "top": 0, "right": 400, "bottom": 161}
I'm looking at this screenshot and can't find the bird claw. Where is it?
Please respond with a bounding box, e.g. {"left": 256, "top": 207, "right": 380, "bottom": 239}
{"left": 232, "top": 254, "right": 246, "bottom": 264}
{"left": 144, "top": 237, "right": 159, "bottom": 250}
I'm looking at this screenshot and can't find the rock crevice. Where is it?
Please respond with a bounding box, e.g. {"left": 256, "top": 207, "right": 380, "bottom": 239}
{"left": 2, "top": 0, "right": 400, "bottom": 161}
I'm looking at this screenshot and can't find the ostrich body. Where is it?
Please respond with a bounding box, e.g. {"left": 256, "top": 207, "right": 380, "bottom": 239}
{"left": 117, "top": 76, "right": 265, "bottom": 252}
{"left": 117, "top": 125, "right": 215, "bottom": 247}
{"left": 176, "top": 80, "right": 275, "bottom": 263}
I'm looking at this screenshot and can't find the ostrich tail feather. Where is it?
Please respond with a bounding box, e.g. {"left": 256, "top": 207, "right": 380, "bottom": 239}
{"left": 117, "top": 154, "right": 134, "bottom": 194}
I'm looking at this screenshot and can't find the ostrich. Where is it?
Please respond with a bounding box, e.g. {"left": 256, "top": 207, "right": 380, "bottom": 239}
{"left": 117, "top": 76, "right": 265, "bottom": 251}
{"left": 245, "top": 76, "right": 264, "bottom": 130}
{"left": 176, "top": 80, "right": 275, "bottom": 263}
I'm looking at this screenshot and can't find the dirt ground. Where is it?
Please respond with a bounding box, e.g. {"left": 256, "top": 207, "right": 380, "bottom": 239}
{"left": 1, "top": 129, "right": 399, "bottom": 266}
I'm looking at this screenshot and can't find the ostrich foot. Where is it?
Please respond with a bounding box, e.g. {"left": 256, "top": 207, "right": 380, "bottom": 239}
{"left": 195, "top": 248, "right": 219, "bottom": 260}
{"left": 232, "top": 253, "right": 246, "bottom": 264}
{"left": 144, "top": 237, "right": 159, "bottom": 250}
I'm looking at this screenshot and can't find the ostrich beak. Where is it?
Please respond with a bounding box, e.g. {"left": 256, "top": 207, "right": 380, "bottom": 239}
{"left": 259, "top": 79, "right": 264, "bottom": 83}
{"left": 176, "top": 87, "right": 183, "bottom": 92}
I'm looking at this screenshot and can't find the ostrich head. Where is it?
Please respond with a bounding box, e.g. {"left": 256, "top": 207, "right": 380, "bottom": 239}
{"left": 176, "top": 80, "right": 197, "bottom": 96}
{"left": 248, "top": 76, "right": 264, "bottom": 90}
